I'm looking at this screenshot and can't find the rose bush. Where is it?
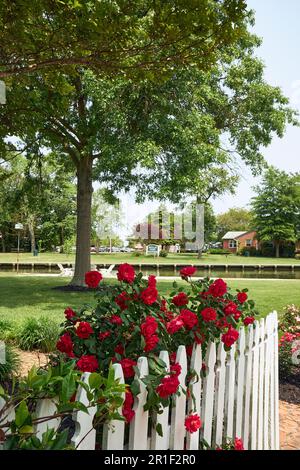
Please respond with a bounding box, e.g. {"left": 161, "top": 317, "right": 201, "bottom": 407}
{"left": 56, "top": 264, "right": 258, "bottom": 425}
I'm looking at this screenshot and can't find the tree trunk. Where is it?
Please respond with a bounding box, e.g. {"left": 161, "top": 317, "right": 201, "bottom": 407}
{"left": 70, "top": 156, "right": 93, "bottom": 286}
{"left": 1, "top": 234, "right": 5, "bottom": 252}
{"left": 275, "top": 241, "right": 280, "bottom": 258}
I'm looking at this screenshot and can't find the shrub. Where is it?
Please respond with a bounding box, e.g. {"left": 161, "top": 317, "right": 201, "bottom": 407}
{"left": 279, "top": 332, "right": 300, "bottom": 379}
{"left": 0, "top": 360, "right": 125, "bottom": 450}
{"left": 16, "top": 316, "right": 60, "bottom": 353}
{"left": 56, "top": 264, "right": 258, "bottom": 422}
{"left": 0, "top": 319, "right": 17, "bottom": 342}
{"left": 159, "top": 250, "right": 168, "bottom": 257}
{"left": 238, "top": 246, "right": 261, "bottom": 257}
{"left": 279, "top": 304, "right": 300, "bottom": 334}
{"left": 0, "top": 343, "right": 20, "bottom": 382}
{"left": 208, "top": 248, "right": 232, "bottom": 255}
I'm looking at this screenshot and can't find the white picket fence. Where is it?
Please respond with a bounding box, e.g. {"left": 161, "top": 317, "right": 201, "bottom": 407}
{"left": 0, "top": 311, "right": 279, "bottom": 450}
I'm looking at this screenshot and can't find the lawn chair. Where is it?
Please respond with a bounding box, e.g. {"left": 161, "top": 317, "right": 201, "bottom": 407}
{"left": 98, "top": 264, "right": 115, "bottom": 277}
{"left": 57, "top": 263, "right": 74, "bottom": 277}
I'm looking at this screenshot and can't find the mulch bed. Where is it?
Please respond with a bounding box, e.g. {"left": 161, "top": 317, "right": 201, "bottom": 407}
{"left": 279, "top": 369, "right": 300, "bottom": 405}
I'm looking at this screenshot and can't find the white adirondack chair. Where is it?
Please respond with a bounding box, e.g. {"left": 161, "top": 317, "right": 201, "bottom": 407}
{"left": 57, "top": 263, "right": 74, "bottom": 277}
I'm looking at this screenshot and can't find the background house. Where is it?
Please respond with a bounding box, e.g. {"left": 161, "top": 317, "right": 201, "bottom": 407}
{"left": 222, "top": 230, "right": 258, "bottom": 254}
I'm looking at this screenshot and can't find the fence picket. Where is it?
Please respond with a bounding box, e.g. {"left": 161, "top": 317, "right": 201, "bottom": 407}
{"left": 257, "top": 318, "right": 265, "bottom": 450}
{"left": 213, "top": 342, "right": 227, "bottom": 447}
{"left": 264, "top": 315, "right": 272, "bottom": 450}
{"left": 235, "top": 327, "right": 246, "bottom": 439}
{"left": 224, "top": 343, "right": 236, "bottom": 439}
{"left": 102, "top": 364, "right": 125, "bottom": 450}
{"left": 35, "top": 398, "right": 60, "bottom": 439}
{"left": 201, "top": 342, "right": 216, "bottom": 446}
{"left": 129, "top": 356, "right": 149, "bottom": 450}
{"left": 151, "top": 351, "right": 170, "bottom": 450}
{"left": 242, "top": 324, "right": 254, "bottom": 449}
{"left": 269, "top": 312, "right": 276, "bottom": 450}
{"left": 273, "top": 311, "right": 280, "bottom": 450}
{"left": 186, "top": 344, "right": 202, "bottom": 450}
{"left": 250, "top": 321, "right": 260, "bottom": 450}
{"left": 170, "top": 345, "right": 187, "bottom": 450}
{"left": 71, "top": 372, "right": 97, "bottom": 450}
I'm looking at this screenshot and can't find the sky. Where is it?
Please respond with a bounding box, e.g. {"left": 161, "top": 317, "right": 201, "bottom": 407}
{"left": 105, "top": 0, "right": 300, "bottom": 241}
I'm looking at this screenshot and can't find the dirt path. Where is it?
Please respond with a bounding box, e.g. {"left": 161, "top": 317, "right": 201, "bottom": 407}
{"left": 279, "top": 400, "right": 300, "bottom": 450}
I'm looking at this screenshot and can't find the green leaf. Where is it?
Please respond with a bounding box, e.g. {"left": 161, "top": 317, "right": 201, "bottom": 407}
{"left": 156, "top": 423, "right": 163, "bottom": 437}
{"left": 88, "top": 372, "right": 102, "bottom": 389}
{"left": 130, "top": 379, "right": 140, "bottom": 396}
{"left": 15, "top": 401, "right": 30, "bottom": 428}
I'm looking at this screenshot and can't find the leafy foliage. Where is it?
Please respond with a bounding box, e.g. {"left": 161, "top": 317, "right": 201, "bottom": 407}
{"left": 16, "top": 316, "right": 61, "bottom": 352}
{"left": 0, "top": 360, "right": 125, "bottom": 450}
{"left": 0, "top": 344, "right": 20, "bottom": 382}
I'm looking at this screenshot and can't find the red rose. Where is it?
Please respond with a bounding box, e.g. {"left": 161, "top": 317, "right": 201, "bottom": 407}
{"left": 156, "top": 375, "right": 180, "bottom": 398}
{"left": 122, "top": 390, "right": 135, "bottom": 424}
{"left": 64, "top": 307, "right": 76, "bottom": 321}
{"left": 77, "top": 355, "right": 98, "bottom": 372}
{"left": 234, "top": 437, "right": 244, "bottom": 450}
{"left": 144, "top": 334, "right": 159, "bottom": 352}
{"left": 237, "top": 292, "right": 248, "bottom": 304}
{"left": 140, "top": 286, "right": 158, "bottom": 305}
{"left": 117, "top": 263, "right": 135, "bottom": 283}
{"left": 85, "top": 270, "right": 103, "bottom": 288}
{"left": 57, "top": 333, "right": 74, "bottom": 358}
{"left": 243, "top": 316, "right": 255, "bottom": 326}
{"left": 148, "top": 275, "right": 157, "bottom": 288}
{"left": 170, "top": 351, "right": 177, "bottom": 363}
{"left": 76, "top": 321, "right": 94, "bottom": 339}
{"left": 215, "top": 317, "right": 230, "bottom": 329}
{"left": 110, "top": 315, "right": 123, "bottom": 326}
{"left": 224, "top": 301, "right": 238, "bottom": 316}
{"left": 233, "top": 310, "right": 242, "bottom": 321}
{"left": 160, "top": 299, "right": 167, "bottom": 312}
{"left": 120, "top": 358, "right": 137, "bottom": 378}
{"left": 201, "top": 307, "right": 217, "bottom": 322}
{"left": 180, "top": 266, "right": 197, "bottom": 278}
{"left": 208, "top": 279, "right": 227, "bottom": 298}
{"left": 114, "top": 343, "right": 125, "bottom": 355}
{"left": 141, "top": 317, "right": 158, "bottom": 338}
{"left": 221, "top": 326, "right": 239, "bottom": 348}
{"left": 180, "top": 309, "right": 198, "bottom": 330}
{"left": 98, "top": 331, "right": 111, "bottom": 340}
{"left": 185, "top": 414, "right": 202, "bottom": 433}
{"left": 172, "top": 292, "right": 189, "bottom": 307}
{"left": 167, "top": 316, "right": 184, "bottom": 334}
{"left": 115, "top": 292, "right": 129, "bottom": 311}
{"left": 170, "top": 363, "right": 181, "bottom": 376}
{"left": 194, "top": 330, "right": 205, "bottom": 344}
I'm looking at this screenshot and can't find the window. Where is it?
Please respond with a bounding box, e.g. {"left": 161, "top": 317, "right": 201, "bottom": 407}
{"left": 246, "top": 239, "right": 252, "bottom": 247}
{"left": 229, "top": 240, "right": 237, "bottom": 248}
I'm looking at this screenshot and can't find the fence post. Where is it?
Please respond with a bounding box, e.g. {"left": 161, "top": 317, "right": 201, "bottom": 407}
{"left": 102, "top": 364, "right": 125, "bottom": 450}
{"left": 170, "top": 345, "right": 187, "bottom": 450}
{"left": 129, "top": 356, "right": 149, "bottom": 450}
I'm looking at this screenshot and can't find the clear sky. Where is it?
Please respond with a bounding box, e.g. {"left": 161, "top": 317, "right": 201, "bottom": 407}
{"left": 107, "top": 0, "right": 300, "bottom": 241}
{"left": 214, "top": 0, "right": 300, "bottom": 213}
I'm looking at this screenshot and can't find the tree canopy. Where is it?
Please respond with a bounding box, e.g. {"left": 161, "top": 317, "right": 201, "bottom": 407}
{"left": 251, "top": 167, "right": 300, "bottom": 257}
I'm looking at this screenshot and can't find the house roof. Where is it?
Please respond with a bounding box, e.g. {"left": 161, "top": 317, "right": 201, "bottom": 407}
{"left": 222, "top": 231, "right": 248, "bottom": 240}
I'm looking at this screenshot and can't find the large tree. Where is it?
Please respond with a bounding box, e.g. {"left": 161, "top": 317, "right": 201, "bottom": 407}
{"left": 0, "top": 3, "right": 297, "bottom": 285}
{"left": 251, "top": 168, "right": 300, "bottom": 258}
{"left": 0, "top": 0, "right": 249, "bottom": 79}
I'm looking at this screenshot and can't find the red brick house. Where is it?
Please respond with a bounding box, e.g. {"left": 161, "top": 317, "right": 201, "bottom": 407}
{"left": 222, "top": 231, "right": 258, "bottom": 254}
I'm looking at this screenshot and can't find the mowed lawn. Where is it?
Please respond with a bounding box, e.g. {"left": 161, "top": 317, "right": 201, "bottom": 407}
{"left": 0, "top": 275, "right": 299, "bottom": 327}
{"left": 1, "top": 252, "right": 300, "bottom": 265}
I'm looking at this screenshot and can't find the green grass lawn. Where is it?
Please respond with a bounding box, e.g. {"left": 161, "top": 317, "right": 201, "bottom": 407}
{"left": 0, "top": 275, "right": 299, "bottom": 329}
{"left": 0, "top": 251, "right": 299, "bottom": 265}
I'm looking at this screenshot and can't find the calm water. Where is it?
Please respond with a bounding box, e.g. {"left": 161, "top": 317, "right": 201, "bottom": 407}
{"left": 1, "top": 264, "right": 299, "bottom": 279}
